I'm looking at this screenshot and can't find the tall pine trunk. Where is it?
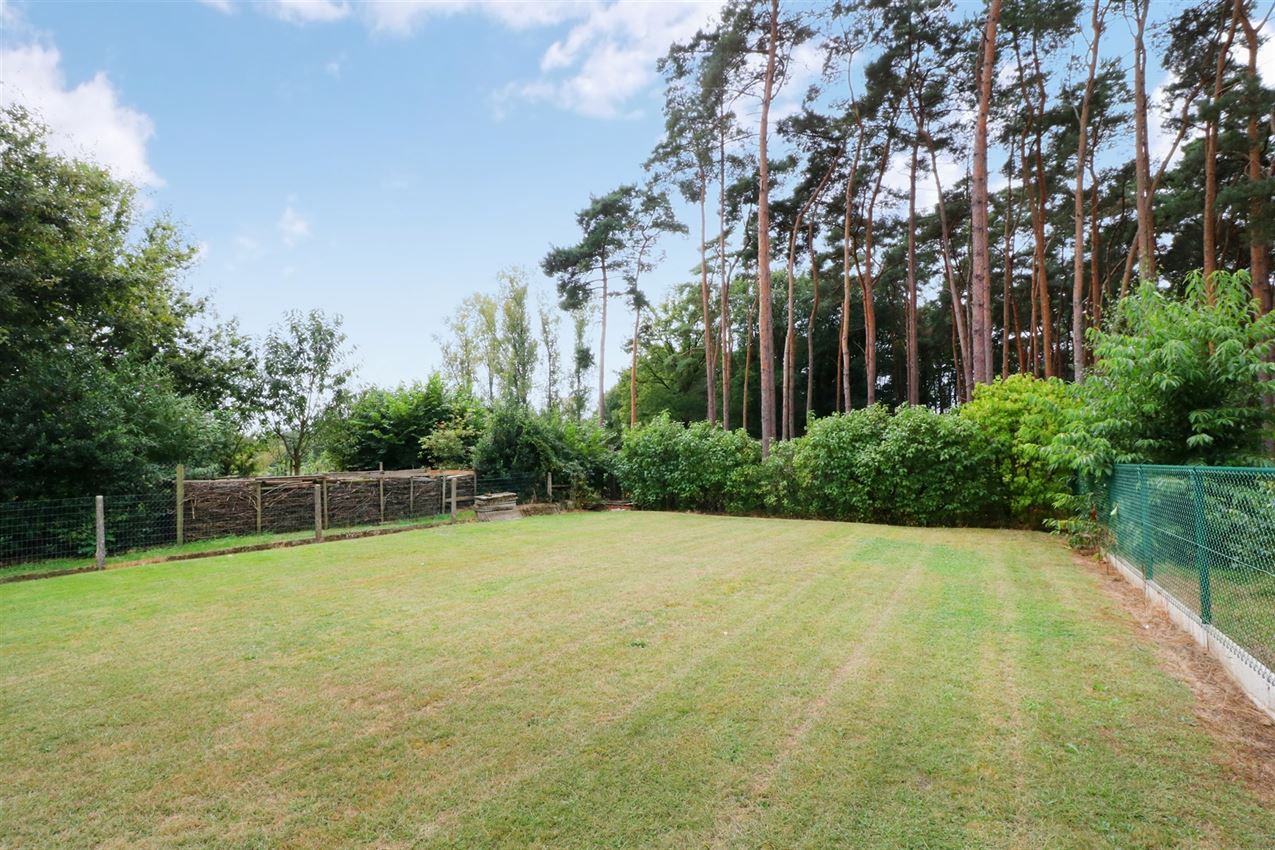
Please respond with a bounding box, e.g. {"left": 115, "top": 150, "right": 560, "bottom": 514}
{"left": 1203, "top": 6, "right": 1239, "bottom": 291}
{"left": 906, "top": 138, "right": 920, "bottom": 405}
{"left": 629, "top": 305, "right": 640, "bottom": 427}
{"left": 757, "top": 0, "right": 779, "bottom": 458}
{"left": 1072, "top": 0, "right": 1103, "bottom": 381}
{"left": 598, "top": 258, "right": 608, "bottom": 425}
{"left": 806, "top": 225, "right": 820, "bottom": 418}
{"left": 970, "top": 0, "right": 1002, "bottom": 386}
{"left": 1132, "top": 0, "right": 1158, "bottom": 284}
{"left": 927, "top": 143, "right": 970, "bottom": 400}
{"left": 718, "top": 117, "right": 732, "bottom": 430}
{"left": 698, "top": 171, "right": 717, "bottom": 425}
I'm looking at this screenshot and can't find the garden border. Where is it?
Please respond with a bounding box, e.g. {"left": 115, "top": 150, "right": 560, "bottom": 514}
{"left": 1108, "top": 551, "right": 1275, "bottom": 723}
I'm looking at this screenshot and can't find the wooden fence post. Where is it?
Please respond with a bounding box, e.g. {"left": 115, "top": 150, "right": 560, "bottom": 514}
{"left": 547, "top": 471, "right": 553, "bottom": 503}
{"left": 255, "top": 480, "right": 263, "bottom": 534}
{"left": 409, "top": 477, "right": 415, "bottom": 515}
{"left": 450, "top": 476, "right": 458, "bottom": 519}
{"left": 322, "top": 478, "right": 330, "bottom": 530}
{"left": 94, "top": 495, "right": 105, "bottom": 570}
{"left": 378, "top": 466, "right": 385, "bottom": 524}
{"left": 314, "top": 484, "right": 324, "bottom": 542}
{"left": 175, "top": 464, "right": 185, "bottom": 545}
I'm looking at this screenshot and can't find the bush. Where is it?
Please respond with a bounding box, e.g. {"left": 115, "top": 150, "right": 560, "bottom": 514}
{"left": 792, "top": 406, "right": 891, "bottom": 521}
{"left": 960, "top": 375, "right": 1075, "bottom": 525}
{"left": 1049, "top": 271, "right": 1275, "bottom": 478}
{"left": 618, "top": 406, "right": 1011, "bottom": 526}
{"left": 861, "top": 405, "right": 1003, "bottom": 526}
{"left": 617, "top": 414, "right": 759, "bottom": 512}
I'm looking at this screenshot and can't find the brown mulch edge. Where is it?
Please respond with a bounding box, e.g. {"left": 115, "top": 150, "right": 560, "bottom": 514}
{"left": 1078, "top": 551, "right": 1275, "bottom": 803}
{"left": 0, "top": 516, "right": 476, "bottom": 585}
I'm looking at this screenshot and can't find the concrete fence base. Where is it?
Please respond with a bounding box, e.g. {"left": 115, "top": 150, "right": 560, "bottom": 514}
{"left": 1107, "top": 552, "right": 1275, "bottom": 723}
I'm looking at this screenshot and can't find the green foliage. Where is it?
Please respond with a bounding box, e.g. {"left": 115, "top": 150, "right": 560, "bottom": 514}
{"left": 1049, "top": 271, "right": 1275, "bottom": 478}
{"left": 619, "top": 406, "right": 1007, "bottom": 526}
{"left": 258, "top": 309, "right": 354, "bottom": 475}
{"left": 473, "top": 407, "right": 616, "bottom": 492}
{"left": 324, "top": 375, "right": 476, "bottom": 471}
{"left": 616, "top": 414, "right": 759, "bottom": 512}
{"left": 960, "top": 375, "right": 1077, "bottom": 524}
{"left": 0, "top": 106, "right": 257, "bottom": 498}
{"left": 792, "top": 407, "right": 891, "bottom": 521}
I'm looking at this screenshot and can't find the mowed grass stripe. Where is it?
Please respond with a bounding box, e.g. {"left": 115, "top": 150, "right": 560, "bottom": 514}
{"left": 416, "top": 529, "right": 925, "bottom": 848}
{"left": 2, "top": 514, "right": 1273, "bottom": 849}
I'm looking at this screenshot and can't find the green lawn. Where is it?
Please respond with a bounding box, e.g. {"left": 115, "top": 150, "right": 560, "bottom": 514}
{"left": 0, "top": 511, "right": 467, "bottom": 581}
{"left": 2, "top": 512, "right": 1271, "bottom": 849}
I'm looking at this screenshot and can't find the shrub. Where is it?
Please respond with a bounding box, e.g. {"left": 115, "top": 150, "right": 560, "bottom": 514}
{"left": 960, "top": 375, "right": 1075, "bottom": 525}
{"left": 1049, "top": 271, "right": 1275, "bottom": 478}
{"left": 862, "top": 405, "right": 1003, "bottom": 526}
{"left": 617, "top": 414, "right": 759, "bottom": 512}
{"left": 792, "top": 406, "right": 891, "bottom": 521}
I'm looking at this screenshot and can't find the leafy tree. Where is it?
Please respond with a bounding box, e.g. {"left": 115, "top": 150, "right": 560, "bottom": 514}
{"left": 496, "top": 268, "right": 538, "bottom": 408}
{"left": 259, "top": 309, "right": 354, "bottom": 474}
{"left": 1050, "top": 271, "right": 1275, "bottom": 475}
{"left": 0, "top": 106, "right": 256, "bottom": 497}
{"left": 543, "top": 188, "right": 633, "bottom": 424}
{"left": 324, "top": 375, "right": 474, "bottom": 470}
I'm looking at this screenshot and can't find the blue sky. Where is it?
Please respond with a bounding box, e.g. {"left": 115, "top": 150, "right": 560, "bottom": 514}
{"left": 2, "top": 0, "right": 1270, "bottom": 392}
{"left": 1, "top": 0, "right": 722, "bottom": 388}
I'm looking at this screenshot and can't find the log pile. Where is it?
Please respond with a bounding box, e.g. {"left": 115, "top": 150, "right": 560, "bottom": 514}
{"left": 179, "top": 469, "right": 475, "bottom": 542}
{"left": 474, "top": 492, "right": 519, "bottom": 522}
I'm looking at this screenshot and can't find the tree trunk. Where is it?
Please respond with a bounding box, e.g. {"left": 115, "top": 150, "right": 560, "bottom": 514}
{"left": 841, "top": 122, "right": 865, "bottom": 412}
{"left": 1203, "top": 6, "right": 1240, "bottom": 291}
{"left": 718, "top": 116, "right": 732, "bottom": 430}
{"left": 970, "top": 0, "right": 1002, "bottom": 386}
{"left": 757, "top": 0, "right": 779, "bottom": 457}
{"left": 743, "top": 295, "right": 756, "bottom": 433}
{"left": 1238, "top": 4, "right": 1271, "bottom": 313}
{"left": 1073, "top": 0, "right": 1103, "bottom": 381}
{"left": 855, "top": 120, "right": 891, "bottom": 408}
{"left": 806, "top": 225, "right": 820, "bottom": 419}
{"left": 598, "top": 257, "right": 608, "bottom": 425}
{"left": 784, "top": 163, "right": 835, "bottom": 437}
{"left": 1001, "top": 148, "right": 1017, "bottom": 379}
{"left": 698, "top": 171, "right": 717, "bottom": 425}
{"left": 1132, "top": 0, "right": 1158, "bottom": 284}
{"left": 906, "top": 138, "right": 920, "bottom": 405}
{"left": 841, "top": 174, "right": 853, "bottom": 412}
{"left": 629, "top": 305, "right": 640, "bottom": 427}
{"left": 928, "top": 143, "right": 971, "bottom": 400}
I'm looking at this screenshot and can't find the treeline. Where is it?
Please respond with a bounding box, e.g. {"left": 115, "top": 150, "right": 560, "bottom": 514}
{"left": 522, "top": 0, "right": 1273, "bottom": 454}
{"left": 0, "top": 107, "right": 360, "bottom": 499}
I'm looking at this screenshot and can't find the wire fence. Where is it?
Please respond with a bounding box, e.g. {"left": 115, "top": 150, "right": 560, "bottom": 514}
{"left": 0, "top": 470, "right": 478, "bottom": 577}
{"left": 1103, "top": 463, "right": 1275, "bottom": 682}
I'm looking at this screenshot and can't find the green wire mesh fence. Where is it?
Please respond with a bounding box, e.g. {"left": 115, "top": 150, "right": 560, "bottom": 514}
{"left": 1104, "top": 463, "right": 1275, "bottom": 681}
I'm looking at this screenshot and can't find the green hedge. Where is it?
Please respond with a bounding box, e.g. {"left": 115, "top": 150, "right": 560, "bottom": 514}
{"left": 618, "top": 405, "right": 1032, "bottom": 527}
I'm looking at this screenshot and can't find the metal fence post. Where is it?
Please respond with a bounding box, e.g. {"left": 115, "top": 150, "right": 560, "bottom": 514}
{"left": 94, "top": 495, "right": 106, "bottom": 570}
{"left": 1189, "top": 468, "right": 1211, "bottom": 624}
{"left": 314, "top": 484, "right": 324, "bottom": 542}
{"left": 1138, "top": 465, "right": 1153, "bottom": 580}
{"left": 175, "top": 463, "right": 185, "bottom": 545}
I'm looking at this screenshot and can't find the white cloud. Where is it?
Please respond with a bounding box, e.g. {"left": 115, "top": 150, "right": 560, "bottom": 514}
{"left": 277, "top": 201, "right": 312, "bottom": 246}
{"left": 198, "top": 0, "right": 235, "bottom": 13}
{"left": 324, "top": 55, "right": 344, "bottom": 77}
{"left": 499, "top": 0, "right": 721, "bottom": 119}
{"left": 0, "top": 42, "right": 162, "bottom": 187}
{"left": 360, "top": 0, "right": 589, "bottom": 36}
{"left": 264, "top": 0, "right": 350, "bottom": 25}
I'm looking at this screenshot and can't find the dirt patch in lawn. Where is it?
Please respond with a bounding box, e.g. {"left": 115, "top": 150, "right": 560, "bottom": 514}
{"left": 1078, "top": 552, "right": 1275, "bottom": 804}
